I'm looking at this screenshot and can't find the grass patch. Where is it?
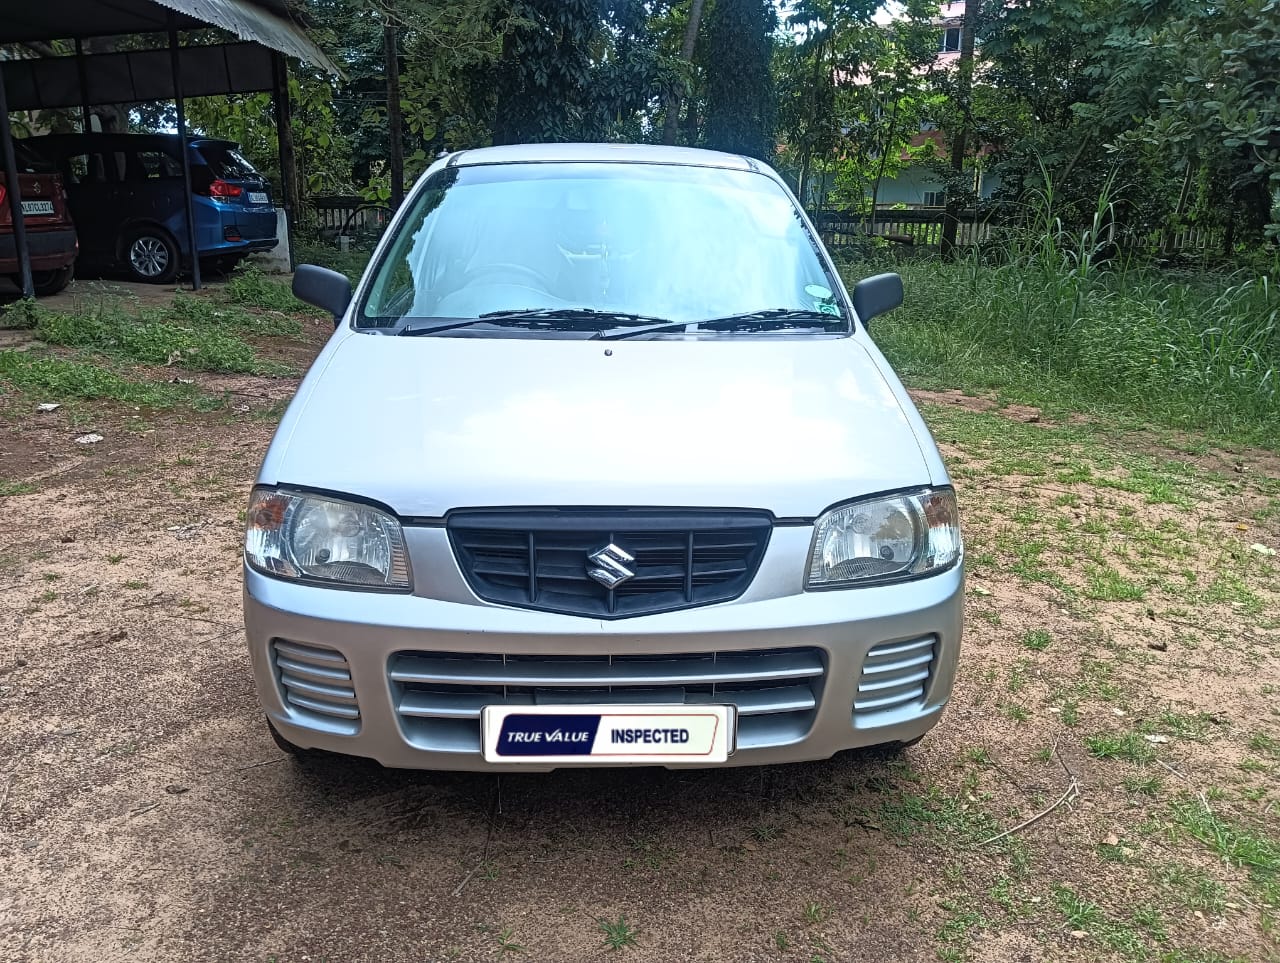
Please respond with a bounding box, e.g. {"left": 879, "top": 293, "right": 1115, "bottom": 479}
{"left": 1084, "top": 565, "right": 1146, "bottom": 601}
{"left": 1171, "top": 799, "right": 1280, "bottom": 885}
{"left": 1140, "top": 711, "right": 1217, "bottom": 742}
{"left": 852, "top": 253, "right": 1280, "bottom": 448}
{"left": 0, "top": 479, "right": 37, "bottom": 496}
{"left": 33, "top": 302, "right": 285, "bottom": 375}
{"left": 598, "top": 915, "right": 639, "bottom": 951}
{"left": 170, "top": 292, "right": 304, "bottom": 338}
{"left": 1020, "top": 629, "right": 1053, "bottom": 652}
{"left": 935, "top": 899, "right": 987, "bottom": 962}
{"left": 876, "top": 785, "right": 1003, "bottom": 847}
{"left": 0, "top": 351, "right": 207, "bottom": 408}
{"left": 1248, "top": 733, "right": 1280, "bottom": 757}
{"left": 1054, "top": 885, "right": 1150, "bottom": 957}
{"left": 220, "top": 267, "right": 312, "bottom": 314}
{"left": 1085, "top": 731, "right": 1156, "bottom": 764}
{"left": 1152, "top": 863, "right": 1229, "bottom": 914}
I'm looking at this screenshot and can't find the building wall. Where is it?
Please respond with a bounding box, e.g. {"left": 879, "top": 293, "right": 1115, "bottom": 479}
{"left": 874, "top": 165, "right": 1002, "bottom": 208}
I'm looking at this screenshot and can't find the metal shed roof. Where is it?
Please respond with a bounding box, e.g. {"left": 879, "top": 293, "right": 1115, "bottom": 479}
{"left": 1, "top": 0, "right": 340, "bottom": 76}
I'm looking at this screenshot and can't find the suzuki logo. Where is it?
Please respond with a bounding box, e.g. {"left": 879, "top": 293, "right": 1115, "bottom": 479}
{"left": 587, "top": 543, "right": 636, "bottom": 589}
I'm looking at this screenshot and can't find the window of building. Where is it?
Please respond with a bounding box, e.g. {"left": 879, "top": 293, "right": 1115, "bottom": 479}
{"left": 923, "top": 190, "right": 946, "bottom": 207}
{"left": 939, "top": 27, "right": 962, "bottom": 52}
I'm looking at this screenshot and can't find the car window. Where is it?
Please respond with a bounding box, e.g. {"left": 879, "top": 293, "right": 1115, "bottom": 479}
{"left": 359, "top": 162, "right": 843, "bottom": 328}
{"left": 197, "top": 144, "right": 259, "bottom": 179}
{"left": 62, "top": 151, "right": 118, "bottom": 185}
{"left": 134, "top": 150, "right": 183, "bottom": 179}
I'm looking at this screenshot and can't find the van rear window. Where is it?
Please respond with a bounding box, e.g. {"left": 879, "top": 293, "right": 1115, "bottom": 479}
{"left": 198, "top": 145, "right": 259, "bottom": 180}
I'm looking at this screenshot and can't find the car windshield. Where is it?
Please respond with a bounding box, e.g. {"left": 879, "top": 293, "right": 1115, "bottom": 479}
{"left": 357, "top": 161, "right": 846, "bottom": 332}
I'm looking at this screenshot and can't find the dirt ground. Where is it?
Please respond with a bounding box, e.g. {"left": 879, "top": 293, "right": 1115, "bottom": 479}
{"left": 2, "top": 313, "right": 1278, "bottom": 962}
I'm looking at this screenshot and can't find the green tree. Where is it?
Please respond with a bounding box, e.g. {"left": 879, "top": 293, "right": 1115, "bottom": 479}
{"left": 704, "top": 0, "right": 777, "bottom": 160}
{"left": 774, "top": 0, "right": 938, "bottom": 209}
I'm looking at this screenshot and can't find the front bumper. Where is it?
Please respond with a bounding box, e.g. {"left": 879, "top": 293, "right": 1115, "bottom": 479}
{"left": 243, "top": 526, "right": 963, "bottom": 771}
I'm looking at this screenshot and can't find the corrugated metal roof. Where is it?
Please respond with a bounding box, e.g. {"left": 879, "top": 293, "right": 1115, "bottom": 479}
{"left": 147, "top": 0, "right": 342, "bottom": 75}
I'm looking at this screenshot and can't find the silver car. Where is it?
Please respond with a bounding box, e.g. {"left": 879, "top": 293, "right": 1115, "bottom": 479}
{"left": 243, "top": 143, "right": 963, "bottom": 771}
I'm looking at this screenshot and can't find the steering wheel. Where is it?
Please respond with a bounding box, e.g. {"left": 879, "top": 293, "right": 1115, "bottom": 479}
{"left": 462, "top": 262, "right": 548, "bottom": 287}
{"left": 556, "top": 243, "right": 641, "bottom": 265}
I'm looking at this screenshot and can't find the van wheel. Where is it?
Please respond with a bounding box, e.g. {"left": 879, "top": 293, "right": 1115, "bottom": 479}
{"left": 124, "top": 228, "right": 179, "bottom": 283}
{"left": 31, "top": 265, "right": 75, "bottom": 296}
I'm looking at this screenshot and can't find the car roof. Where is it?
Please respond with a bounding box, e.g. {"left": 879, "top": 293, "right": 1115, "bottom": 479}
{"left": 444, "top": 143, "right": 762, "bottom": 172}
{"left": 21, "top": 133, "right": 237, "bottom": 150}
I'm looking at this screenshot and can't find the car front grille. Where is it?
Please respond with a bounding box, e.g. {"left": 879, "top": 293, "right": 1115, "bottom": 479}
{"left": 389, "top": 647, "right": 825, "bottom": 754}
{"left": 854, "top": 636, "right": 936, "bottom": 716}
{"left": 447, "top": 510, "right": 772, "bottom": 619}
{"left": 272, "top": 639, "right": 360, "bottom": 729}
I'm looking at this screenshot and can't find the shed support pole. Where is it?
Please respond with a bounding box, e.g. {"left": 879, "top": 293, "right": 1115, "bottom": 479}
{"left": 0, "top": 67, "right": 34, "bottom": 298}
{"left": 271, "top": 51, "right": 298, "bottom": 271}
{"left": 74, "top": 38, "right": 91, "bottom": 132}
{"left": 168, "top": 19, "right": 201, "bottom": 291}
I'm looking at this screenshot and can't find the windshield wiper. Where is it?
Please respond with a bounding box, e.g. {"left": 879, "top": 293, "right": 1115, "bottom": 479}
{"left": 397, "top": 307, "right": 667, "bottom": 337}
{"left": 701, "top": 308, "right": 846, "bottom": 330}
{"left": 597, "top": 308, "right": 846, "bottom": 341}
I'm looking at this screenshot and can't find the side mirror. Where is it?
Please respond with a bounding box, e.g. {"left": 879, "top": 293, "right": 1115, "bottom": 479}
{"left": 293, "top": 264, "right": 353, "bottom": 328}
{"left": 850, "top": 272, "right": 904, "bottom": 327}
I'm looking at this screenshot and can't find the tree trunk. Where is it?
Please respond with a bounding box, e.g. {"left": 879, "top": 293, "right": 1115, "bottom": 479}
{"left": 662, "top": 0, "right": 707, "bottom": 146}
{"left": 383, "top": 13, "right": 405, "bottom": 210}
{"left": 1161, "top": 162, "right": 1193, "bottom": 255}
{"left": 940, "top": 0, "right": 976, "bottom": 260}
{"left": 869, "top": 97, "right": 902, "bottom": 238}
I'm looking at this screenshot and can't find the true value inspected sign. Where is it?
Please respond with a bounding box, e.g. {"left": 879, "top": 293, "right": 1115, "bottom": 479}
{"left": 481, "top": 705, "right": 735, "bottom": 764}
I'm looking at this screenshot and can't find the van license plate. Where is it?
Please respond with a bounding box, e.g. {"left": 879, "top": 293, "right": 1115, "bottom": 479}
{"left": 21, "top": 200, "right": 54, "bottom": 216}
{"left": 247, "top": 191, "right": 269, "bottom": 205}
{"left": 482, "top": 704, "right": 734, "bottom": 764}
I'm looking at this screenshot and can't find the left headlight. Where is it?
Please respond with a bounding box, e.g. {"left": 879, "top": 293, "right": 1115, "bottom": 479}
{"left": 244, "top": 488, "right": 412, "bottom": 590}
{"left": 806, "top": 487, "right": 961, "bottom": 589}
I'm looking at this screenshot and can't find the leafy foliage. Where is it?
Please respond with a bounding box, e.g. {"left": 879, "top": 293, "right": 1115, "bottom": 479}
{"left": 704, "top": 0, "right": 777, "bottom": 159}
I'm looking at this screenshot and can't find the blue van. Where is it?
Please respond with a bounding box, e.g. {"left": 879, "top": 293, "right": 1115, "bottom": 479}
{"left": 21, "top": 133, "right": 278, "bottom": 283}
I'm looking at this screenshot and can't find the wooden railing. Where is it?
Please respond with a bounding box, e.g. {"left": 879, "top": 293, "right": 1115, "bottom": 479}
{"left": 309, "top": 195, "right": 392, "bottom": 239}
{"left": 302, "top": 197, "right": 1221, "bottom": 255}
{"left": 810, "top": 208, "right": 992, "bottom": 248}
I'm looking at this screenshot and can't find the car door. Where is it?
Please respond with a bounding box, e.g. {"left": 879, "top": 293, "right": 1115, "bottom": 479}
{"left": 57, "top": 145, "right": 124, "bottom": 265}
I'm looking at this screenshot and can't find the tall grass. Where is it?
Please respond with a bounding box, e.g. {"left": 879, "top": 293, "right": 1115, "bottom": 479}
{"left": 854, "top": 177, "right": 1280, "bottom": 446}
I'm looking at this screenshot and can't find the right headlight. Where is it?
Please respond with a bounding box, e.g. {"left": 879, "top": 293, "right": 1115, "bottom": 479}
{"left": 244, "top": 487, "right": 412, "bottom": 591}
{"left": 806, "top": 487, "right": 961, "bottom": 589}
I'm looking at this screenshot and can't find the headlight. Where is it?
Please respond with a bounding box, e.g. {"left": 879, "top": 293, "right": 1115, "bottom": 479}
{"left": 244, "top": 488, "right": 412, "bottom": 590}
{"left": 806, "top": 488, "right": 961, "bottom": 589}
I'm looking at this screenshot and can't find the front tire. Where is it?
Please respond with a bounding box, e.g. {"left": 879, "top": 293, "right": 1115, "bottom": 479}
{"left": 861, "top": 734, "right": 926, "bottom": 761}
{"left": 265, "top": 717, "right": 348, "bottom": 772}
{"left": 124, "top": 228, "right": 179, "bottom": 283}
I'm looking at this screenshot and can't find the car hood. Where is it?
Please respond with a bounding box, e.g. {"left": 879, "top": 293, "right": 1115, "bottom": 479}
{"left": 263, "top": 333, "right": 933, "bottom": 519}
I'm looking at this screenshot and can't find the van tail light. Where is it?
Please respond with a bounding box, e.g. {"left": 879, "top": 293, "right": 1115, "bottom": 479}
{"left": 207, "top": 179, "right": 243, "bottom": 198}
{"left": 0, "top": 184, "right": 6, "bottom": 205}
